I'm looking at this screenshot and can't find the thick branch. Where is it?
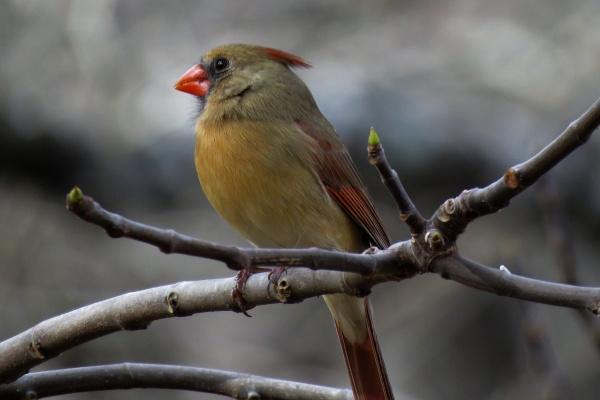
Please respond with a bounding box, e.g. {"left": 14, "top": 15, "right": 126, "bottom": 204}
{"left": 431, "top": 97, "right": 600, "bottom": 241}
{"left": 0, "top": 363, "right": 352, "bottom": 400}
{"left": 367, "top": 127, "right": 426, "bottom": 235}
{"left": 0, "top": 268, "right": 394, "bottom": 385}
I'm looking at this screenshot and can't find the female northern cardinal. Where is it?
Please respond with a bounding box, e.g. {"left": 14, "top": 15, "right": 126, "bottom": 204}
{"left": 175, "top": 44, "right": 394, "bottom": 400}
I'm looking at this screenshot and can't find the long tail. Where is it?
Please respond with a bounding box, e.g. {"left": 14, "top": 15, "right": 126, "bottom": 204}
{"left": 323, "top": 294, "right": 394, "bottom": 400}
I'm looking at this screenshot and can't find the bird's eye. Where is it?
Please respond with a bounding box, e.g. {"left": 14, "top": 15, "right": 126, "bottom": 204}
{"left": 213, "top": 57, "right": 230, "bottom": 73}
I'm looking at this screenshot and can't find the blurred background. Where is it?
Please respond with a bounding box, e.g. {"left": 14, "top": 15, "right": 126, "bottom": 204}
{"left": 1, "top": 0, "right": 599, "bottom": 399}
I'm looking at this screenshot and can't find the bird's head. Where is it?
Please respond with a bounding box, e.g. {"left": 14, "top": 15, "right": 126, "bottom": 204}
{"left": 174, "top": 44, "right": 313, "bottom": 119}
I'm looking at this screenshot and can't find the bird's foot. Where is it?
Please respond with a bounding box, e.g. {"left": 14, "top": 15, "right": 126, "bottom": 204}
{"left": 232, "top": 267, "right": 267, "bottom": 317}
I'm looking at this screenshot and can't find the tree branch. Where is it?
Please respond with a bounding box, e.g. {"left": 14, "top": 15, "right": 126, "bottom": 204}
{"left": 65, "top": 187, "right": 415, "bottom": 277}
{"left": 65, "top": 187, "right": 600, "bottom": 311}
{"left": 431, "top": 256, "right": 600, "bottom": 312}
{"left": 1, "top": 244, "right": 598, "bottom": 385}
{"left": 2, "top": 220, "right": 599, "bottom": 387}
{"left": 367, "top": 127, "right": 426, "bottom": 236}
{"left": 431, "top": 96, "right": 600, "bottom": 242}
{"left": 0, "top": 268, "right": 393, "bottom": 384}
{"left": 0, "top": 363, "right": 352, "bottom": 400}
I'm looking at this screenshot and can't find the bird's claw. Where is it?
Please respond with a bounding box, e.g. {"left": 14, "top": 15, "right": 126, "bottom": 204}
{"left": 231, "top": 267, "right": 270, "bottom": 316}
{"left": 232, "top": 269, "right": 256, "bottom": 317}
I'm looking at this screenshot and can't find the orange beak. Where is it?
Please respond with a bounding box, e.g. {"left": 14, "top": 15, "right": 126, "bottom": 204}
{"left": 174, "top": 64, "right": 210, "bottom": 97}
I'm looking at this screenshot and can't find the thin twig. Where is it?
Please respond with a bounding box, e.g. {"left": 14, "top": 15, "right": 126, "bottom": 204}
{"left": 0, "top": 363, "right": 353, "bottom": 400}
{"left": 65, "top": 187, "right": 414, "bottom": 277}
{"left": 367, "top": 127, "right": 426, "bottom": 236}
{"left": 431, "top": 256, "right": 600, "bottom": 312}
{"left": 431, "top": 97, "right": 600, "bottom": 242}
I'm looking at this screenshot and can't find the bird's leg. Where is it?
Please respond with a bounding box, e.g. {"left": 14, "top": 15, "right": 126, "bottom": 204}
{"left": 268, "top": 265, "right": 289, "bottom": 286}
{"left": 232, "top": 267, "right": 268, "bottom": 317}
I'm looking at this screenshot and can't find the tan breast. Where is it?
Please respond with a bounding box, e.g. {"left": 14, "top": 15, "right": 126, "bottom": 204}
{"left": 194, "top": 119, "right": 364, "bottom": 251}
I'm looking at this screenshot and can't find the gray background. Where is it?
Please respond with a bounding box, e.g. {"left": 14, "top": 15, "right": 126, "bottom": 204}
{"left": 1, "top": 1, "right": 599, "bottom": 398}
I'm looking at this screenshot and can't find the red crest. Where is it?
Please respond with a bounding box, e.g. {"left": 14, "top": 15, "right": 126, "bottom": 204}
{"left": 261, "top": 47, "right": 312, "bottom": 68}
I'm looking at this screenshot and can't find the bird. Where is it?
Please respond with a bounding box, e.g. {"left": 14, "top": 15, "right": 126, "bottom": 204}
{"left": 175, "top": 43, "right": 394, "bottom": 400}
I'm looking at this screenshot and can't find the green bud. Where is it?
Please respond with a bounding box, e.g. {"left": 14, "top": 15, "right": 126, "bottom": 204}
{"left": 66, "top": 186, "right": 83, "bottom": 208}
{"left": 368, "top": 127, "right": 380, "bottom": 146}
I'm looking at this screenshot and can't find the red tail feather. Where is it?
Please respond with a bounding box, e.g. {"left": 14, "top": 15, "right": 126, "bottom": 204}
{"left": 334, "top": 298, "right": 394, "bottom": 400}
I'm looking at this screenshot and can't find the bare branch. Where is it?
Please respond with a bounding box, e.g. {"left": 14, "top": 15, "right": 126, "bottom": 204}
{"left": 432, "top": 256, "right": 600, "bottom": 312}
{"left": 0, "top": 268, "right": 395, "bottom": 384}
{"left": 65, "top": 187, "right": 415, "bottom": 277}
{"left": 1, "top": 241, "right": 598, "bottom": 385}
{"left": 66, "top": 185, "right": 600, "bottom": 310}
{"left": 431, "top": 97, "right": 600, "bottom": 242}
{"left": 367, "top": 127, "right": 426, "bottom": 236}
{"left": 64, "top": 187, "right": 600, "bottom": 310}
{"left": 1, "top": 240, "right": 598, "bottom": 388}
{"left": 0, "top": 363, "right": 352, "bottom": 400}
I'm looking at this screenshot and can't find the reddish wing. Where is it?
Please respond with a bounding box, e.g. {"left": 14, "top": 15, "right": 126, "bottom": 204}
{"left": 297, "top": 120, "right": 390, "bottom": 249}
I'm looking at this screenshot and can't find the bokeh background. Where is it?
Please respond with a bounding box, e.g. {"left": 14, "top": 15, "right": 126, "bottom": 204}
{"left": 1, "top": 1, "right": 600, "bottom": 399}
